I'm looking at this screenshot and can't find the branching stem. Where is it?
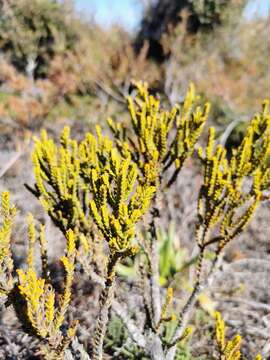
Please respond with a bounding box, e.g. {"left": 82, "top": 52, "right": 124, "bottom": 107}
{"left": 168, "top": 247, "right": 205, "bottom": 346}
{"left": 92, "top": 253, "right": 119, "bottom": 360}
{"left": 149, "top": 206, "right": 162, "bottom": 329}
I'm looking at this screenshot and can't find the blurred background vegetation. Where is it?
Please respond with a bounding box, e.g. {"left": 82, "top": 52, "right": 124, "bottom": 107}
{"left": 0, "top": 0, "right": 270, "bottom": 147}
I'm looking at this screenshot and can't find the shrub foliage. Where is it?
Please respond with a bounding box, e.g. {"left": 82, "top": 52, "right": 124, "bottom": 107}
{"left": 1, "top": 83, "right": 268, "bottom": 359}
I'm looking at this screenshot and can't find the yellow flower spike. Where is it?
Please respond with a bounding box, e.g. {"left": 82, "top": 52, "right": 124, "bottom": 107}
{"left": 54, "top": 255, "right": 75, "bottom": 332}
{"left": 95, "top": 124, "right": 102, "bottom": 140}
{"left": 231, "top": 350, "right": 241, "bottom": 360}
{"left": 253, "top": 168, "right": 262, "bottom": 194}
{"left": 207, "top": 156, "right": 218, "bottom": 197}
{"left": 161, "top": 287, "right": 174, "bottom": 321}
{"left": 183, "top": 82, "right": 195, "bottom": 115}
{"left": 203, "top": 102, "right": 211, "bottom": 120}
{"left": 215, "top": 311, "right": 226, "bottom": 351}
{"left": 106, "top": 117, "right": 115, "bottom": 132}
{"left": 66, "top": 229, "right": 76, "bottom": 256}
{"left": 60, "top": 126, "right": 71, "bottom": 147}
{"left": 127, "top": 96, "right": 137, "bottom": 126}
{"left": 179, "top": 326, "right": 193, "bottom": 342}
{"left": 79, "top": 234, "right": 90, "bottom": 253}
{"left": 206, "top": 127, "right": 216, "bottom": 160}
{"left": 174, "top": 158, "right": 181, "bottom": 169}
{"left": 61, "top": 256, "right": 74, "bottom": 274}
{"left": 214, "top": 312, "right": 254, "bottom": 360}
{"left": 26, "top": 213, "right": 36, "bottom": 269}
{"left": 100, "top": 200, "right": 110, "bottom": 223}
{"left": 89, "top": 200, "right": 104, "bottom": 231}
{"left": 45, "top": 285, "right": 55, "bottom": 326}
{"left": 67, "top": 321, "right": 78, "bottom": 338}
{"left": 0, "top": 192, "right": 16, "bottom": 298}
{"left": 33, "top": 166, "right": 48, "bottom": 197}
{"left": 224, "top": 335, "right": 241, "bottom": 360}
{"left": 1, "top": 191, "right": 12, "bottom": 216}
{"left": 17, "top": 268, "right": 45, "bottom": 313}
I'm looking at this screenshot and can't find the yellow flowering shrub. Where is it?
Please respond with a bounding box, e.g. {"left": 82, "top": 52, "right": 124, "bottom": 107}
{"left": 0, "top": 82, "right": 269, "bottom": 359}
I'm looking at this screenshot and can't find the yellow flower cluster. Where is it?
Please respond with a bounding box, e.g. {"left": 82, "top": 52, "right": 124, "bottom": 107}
{"left": 27, "top": 83, "right": 269, "bottom": 359}
{"left": 32, "top": 124, "right": 156, "bottom": 259}
{"left": 31, "top": 127, "right": 87, "bottom": 235}
{"left": 88, "top": 147, "right": 155, "bottom": 257}
{"left": 17, "top": 218, "right": 76, "bottom": 359}
{"left": 215, "top": 312, "right": 262, "bottom": 360}
{"left": 158, "top": 287, "right": 175, "bottom": 327}
{"left": 108, "top": 81, "right": 210, "bottom": 187}
{"left": 196, "top": 100, "right": 270, "bottom": 250}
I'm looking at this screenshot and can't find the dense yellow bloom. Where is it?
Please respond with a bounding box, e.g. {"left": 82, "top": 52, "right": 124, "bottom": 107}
{"left": 196, "top": 100, "right": 270, "bottom": 251}
{"left": 85, "top": 130, "right": 156, "bottom": 257}
{"left": 31, "top": 127, "right": 86, "bottom": 235}
{"left": 108, "top": 81, "right": 210, "bottom": 188}
{"left": 215, "top": 312, "right": 261, "bottom": 360}
{"left": 27, "top": 84, "right": 269, "bottom": 359}
{"left": 16, "top": 222, "right": 76, "bottom": 358}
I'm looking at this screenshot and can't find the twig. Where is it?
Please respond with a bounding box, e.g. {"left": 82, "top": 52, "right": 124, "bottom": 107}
{"left": 94, "top": 80, "right": 126, "bottom": 104}
{"left": 168, "top": 244, "right": 224, "bottom": 351}
{"left": 220, "top": 298, "right": 270, "bottom": 312}
{"left": 168, "top": 248, "right": 205, "bottom": 347}
{"left": 219, "top": 119, "right": 244, "bottom": 147}
{"left": 226, "top": 321, "right": 270, "bottom": 340}
{"left": 224, "top": 258, "right": 270, "bottom": 271}
{"left": 0, "top": 150, "right": 23, "bottom": 179}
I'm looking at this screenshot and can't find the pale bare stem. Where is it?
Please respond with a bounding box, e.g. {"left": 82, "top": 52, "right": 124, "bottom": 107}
{"left": 148, "top": 207, "right": 162, "bottom": 329}
{"left": 138, "top": 260, "right": 153, "bottom": 328}
{"left": 165, "top": 345, "right": 177, "bottom": 360}
{"left": 92, "top": 254, "right": 119, "bottom": 360}
{"left": 87, "top": 269, "right": 105, "bottom": 288}
{"left": 148, "top": 333, "right": 166, "bottom": 360}
{"left": 111, "top": 300, "right": 147, "bottom": 349}
{"left": 168, "top": 247, "right": 205, "bottom": 348}
{"left": 207, "top": 246, "right": 224, "bottom": 282}
{"left": 167, "top": 244, "right": 225, "bottom": 353}
{"left": 113, "top": 298, "right": 168, "bottom": 360}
